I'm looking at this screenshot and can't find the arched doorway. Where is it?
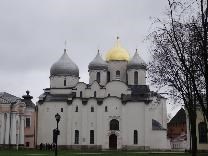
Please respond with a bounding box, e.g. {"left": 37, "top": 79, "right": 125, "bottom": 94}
{"left": 109, "top": 134, "right": 117, "bottom": 149}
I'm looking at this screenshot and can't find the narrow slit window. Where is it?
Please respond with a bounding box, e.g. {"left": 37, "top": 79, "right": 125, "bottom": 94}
{"left": 80, "top": 91, "right": 82, "bottom": 98}
{"left": 134, "top": 71, "right": 138, "bottom": 85}
{"left": 134, "top": 130, "right": 138, "bottom": 144}
{"left": 75, "top": 130, "right": 79, "bottom": 144}
{"left": 107, "top": 71, "right": 110, "bottom": 82}
{"left": 64, "top": 78, "right": 66, "bottom": 86}
{"left": 97, "top": 72, "right": 100, "bottom": 83}
{"left": 94, "top": 91, "right": 96, "bottom": 97}
{"left": 90, "top": 130, "right": 94, "bottom": 144}
{"left": 91, "top": 106, "right": 94, "bottom": 112}
{"left": 116, "top": 70, "right": 120, "bottom": 79}
{"left": 75, "top": 106, "right": 78, "bottom": 112}
{"left": 105, "top": 106, "right": 108, "bottom": 112}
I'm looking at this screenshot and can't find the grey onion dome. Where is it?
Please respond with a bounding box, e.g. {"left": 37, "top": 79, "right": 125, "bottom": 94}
{"left": 127, "top": 50, "right": 147, "bottom": 70}
{"left": 50, "top": 50, "right": 79, "bottom": 77}
{"left": 88, "top": 51, "right": 108, "bottom": 70}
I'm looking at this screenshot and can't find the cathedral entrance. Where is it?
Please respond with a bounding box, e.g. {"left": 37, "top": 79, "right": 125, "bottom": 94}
{"left": 109, "top": 134, "right": 117, "bottom": 149}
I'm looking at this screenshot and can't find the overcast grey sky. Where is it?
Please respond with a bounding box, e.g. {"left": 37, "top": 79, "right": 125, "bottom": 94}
{"left": 0, "top": 0, "right": 176, "bottom": 113}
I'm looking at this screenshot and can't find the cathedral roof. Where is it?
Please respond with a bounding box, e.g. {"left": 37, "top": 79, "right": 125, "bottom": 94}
{"left": 50, "top": 50, "right": 79, "bottom": 77}
{"left": 88, "top": 51, "right": 108, "bottom": 70}
{"left": 105, "top": 37, "right": 130, "bottom": 61}
{"left": 127, "top": 50, "right": 147, "bottom": 70}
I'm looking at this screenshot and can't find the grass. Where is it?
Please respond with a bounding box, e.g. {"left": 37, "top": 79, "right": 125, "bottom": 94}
{"left": 0, "top": 149, "right": 207, "bottom": 156}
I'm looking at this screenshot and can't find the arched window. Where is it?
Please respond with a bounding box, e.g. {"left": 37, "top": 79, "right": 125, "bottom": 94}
{"left": 90, "top": 130, "right": 94, "bottom": 144}
{"left": 91, "top": 106, "right": 94, "bottom": 112}
{"left": 80, "top": 91, "right": 82, "bottom": 98}
{"left": 97, "top": 72, "right": 100, "bottom": 83}
{"left": 75, "top": 106, "right": 78, "bottom": 112}
{"left": 116, "top": 70, "right": 120, "bottom": 79}
{"left": 75, "top": 130, "right": 79, "bottom": 144}
{"left": 198, "top": 122, "right": 207, "bottom": 143}
{"left": 94, "top": 91, "right": 96, "bottom": 97}
{"left": 110, "top": 119, "right": 119, "bottom": 130}
{"left": 134, "top": 130, "right": 138, "bottom": 144}
{"left": 64, "top": 78, "right": 66, "bottom": 86}
{"left": 107, "top": 71, "right": 110, "bottom": 82}
{"left": 105, "top": 106, "right": 108, "bottom": 112}
{"left": 134, "top": 71, "right": 138, "bottom": 85}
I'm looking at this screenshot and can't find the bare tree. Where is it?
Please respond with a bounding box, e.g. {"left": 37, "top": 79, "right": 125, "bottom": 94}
{"left": 148, "top": 0, "right": 208, "bottom": 155}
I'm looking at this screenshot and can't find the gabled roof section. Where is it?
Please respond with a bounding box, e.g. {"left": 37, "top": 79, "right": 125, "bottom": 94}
{"left": 169, "top": 108, "right": 186, "bottom": 124}
{"left": 0, "top": 92, "right": 21, "bottom": 104}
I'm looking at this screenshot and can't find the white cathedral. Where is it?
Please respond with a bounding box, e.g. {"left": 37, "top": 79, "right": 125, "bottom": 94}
{"left": 37, "top": 39, "right": 169, "bottom": 150}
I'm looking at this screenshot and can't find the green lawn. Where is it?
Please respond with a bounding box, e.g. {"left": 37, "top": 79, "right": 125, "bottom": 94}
{"left": 0, "top": 149, "right": 207, "bottom": 156}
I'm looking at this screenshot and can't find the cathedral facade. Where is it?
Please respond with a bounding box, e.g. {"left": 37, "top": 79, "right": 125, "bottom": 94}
{"left": 37, "top": 39, "right": 169, "bottom": 150}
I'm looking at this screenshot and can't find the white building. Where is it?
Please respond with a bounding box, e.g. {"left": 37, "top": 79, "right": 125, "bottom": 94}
{"left": 37, "top": 39, "right": 169, "bottom": 150}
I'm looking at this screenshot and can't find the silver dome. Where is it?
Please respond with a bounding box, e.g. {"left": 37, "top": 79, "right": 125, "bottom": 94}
{"left": 88, "top": 52, "right": 108, "bottom": 70}
{"left": 127, "top": 51, "right": 147, "bottom": 70}
{"left": 50, "top": 50, "right": 79, "bottom": 77}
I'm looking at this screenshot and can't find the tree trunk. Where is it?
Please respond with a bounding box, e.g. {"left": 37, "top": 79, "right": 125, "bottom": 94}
{"left": 190, "top": 114, "right": 197, "bottom": 156}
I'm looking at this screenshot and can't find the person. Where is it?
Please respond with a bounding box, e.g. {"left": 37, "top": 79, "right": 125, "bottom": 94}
{"left": 40, "top": 143, "right": 43, "bottom": 150}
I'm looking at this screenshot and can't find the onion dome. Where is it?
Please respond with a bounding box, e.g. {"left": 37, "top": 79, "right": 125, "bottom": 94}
{"left": 88, "top": 50, "right": 108, "bottom": 70}
{"left": 106, "top": 37, "right": 130, "bottom": 61}
{"left": 127, "top": 50, "right": 147, "bottom": 70}
{"left": 50, "top": 49, "right": 79, "bottom": 77}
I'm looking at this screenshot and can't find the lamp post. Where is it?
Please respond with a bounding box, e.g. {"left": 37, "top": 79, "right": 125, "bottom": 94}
{"left": 55, "top": 113, "right": 61, "bottom": 156}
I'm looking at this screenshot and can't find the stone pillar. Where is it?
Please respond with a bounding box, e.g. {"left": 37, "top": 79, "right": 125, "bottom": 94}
{"left": 0, "top": 113, "right": 5, "bottom": 144}
{"left": 11, "top": 113, "right": 17, "bottom": 144}
{"left": 19, "top": 115, "right": 24, "bottom": 145}
{"left": 5, "top": 113, "right": 10, "bottom": 144}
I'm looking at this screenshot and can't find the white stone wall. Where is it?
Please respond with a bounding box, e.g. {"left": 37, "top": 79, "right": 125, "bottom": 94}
{"left": 50, "top": 88, "right": 73, "bottom": 95}
{"left": 37, "top": 102, "right": 68, "bottom": 145}
{"left": 123, "top": 102, "right": 145, "bottom": 147}
{"left": 105, "top": 81, "right": 128, "bottom": 97}
{"left": 150, "top": 130, "right": 168, "bottom": 149}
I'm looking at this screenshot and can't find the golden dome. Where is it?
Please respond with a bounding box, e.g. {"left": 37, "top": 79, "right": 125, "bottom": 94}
{"left": 106, "top": 37, "right": 130, "bottom": 61}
